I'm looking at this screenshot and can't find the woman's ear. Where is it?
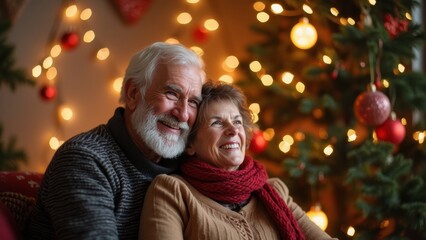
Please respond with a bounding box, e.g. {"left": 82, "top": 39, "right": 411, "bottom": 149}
{"left": 186, "top": 144, "right": 195, "bottom": 156}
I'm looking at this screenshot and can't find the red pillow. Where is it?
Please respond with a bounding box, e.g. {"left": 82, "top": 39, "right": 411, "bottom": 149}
{"left": 0, "top": 200, "right": 19, "bottom": 240}
{"left": 0, "top": 172, "right": 43, "bottom": 198}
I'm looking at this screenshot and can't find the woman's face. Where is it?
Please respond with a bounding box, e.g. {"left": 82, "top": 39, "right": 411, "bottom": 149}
{"left": 186, "top": 100, "right": 246, "bottom": 171}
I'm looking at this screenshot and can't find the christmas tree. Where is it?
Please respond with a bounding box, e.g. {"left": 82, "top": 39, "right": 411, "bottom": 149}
{"left": 0, "top": 17, "right": 34, "bottom": 170}
{"left": 236, "top": 0, "right": 426, "bottom": 239}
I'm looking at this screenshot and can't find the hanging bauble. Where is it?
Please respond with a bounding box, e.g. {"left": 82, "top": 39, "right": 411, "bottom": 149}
{"left": 375, "top": 115, "right": 406, "bottom": 145}
{"left": 40, "top": 85, "right": 57, "bottom": 101}
{"left": 290, "top": 17, "right": 318, "bottom": 50}
{"left": 60, "top": 31, "right": 79, "bottom": 50}
{"left": 354, "top": 87, "right": 391, "bottom": 126}
{"left": 193, "top": 26, "right": 209, "bottom": 43}
{"left": 249, "top": 130, "right": 267, "bottom": 154}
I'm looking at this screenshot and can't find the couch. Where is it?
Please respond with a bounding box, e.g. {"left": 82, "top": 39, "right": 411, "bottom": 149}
{"left": 0, "top": 171, "right": 43, "bottom": 240}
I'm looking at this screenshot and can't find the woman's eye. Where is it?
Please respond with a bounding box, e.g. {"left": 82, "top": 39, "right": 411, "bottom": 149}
{"left": 211, "top": 121, "right": 222, "bottom": 126}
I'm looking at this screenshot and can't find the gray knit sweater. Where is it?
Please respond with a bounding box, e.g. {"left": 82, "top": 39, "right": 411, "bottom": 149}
{"left": 28, "top": 107, "right": 179, "bottom": 240}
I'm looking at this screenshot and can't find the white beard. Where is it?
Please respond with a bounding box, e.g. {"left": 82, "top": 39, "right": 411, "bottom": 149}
{"left": 131, "top": 101, "right": 189, "bottom": 159}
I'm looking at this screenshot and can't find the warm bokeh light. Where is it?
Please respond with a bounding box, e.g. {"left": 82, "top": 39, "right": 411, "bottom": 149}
{"left": 323, "top": 144, "right": 333, "bottom": 156}
{"left": 113, "top": 77, "right": 123, "bottom": 93}
{"left": 295, "top": 82, "right": 305, "bottom": 93}
{"left": 302, "top": 4, "right": 313, "bottom": 14}
{"left": 347, "top": 129, "right": 357, "bottom": 142}
{"left": 32, "top": 65, "right": 42, "bottom": 78}
{"left": 322, "top": 55, "right": 332, "bottom": 64}
{"left": 347, "top": 226, "right": 356, "bottom": 236}
{"left": 281, "top": 72, "right": 294, "bottom": 84}
{"left": 186, "top": 0, "right": 199, "bottom": 3}
{"left": 46, "top": 67, "right": 57, "bottom": 80}
{"left": 249, "top": 61, "right": 262, "bottom": 72}
{"left": 96, "top": 47, "right": 110, "bottom": 60}
{"left": 282, "top": 135, "right": 294, "bottom": 145}
{"left": 65, "top": 4, "right": 78, "bottom": 18}
{"left": 42, "top": 57, "right": 53, "bottom": 69}
{"left": 330, "top": 7, "right": 339, "bottom": 16}
{"left": 279, "top": 141, "right": 291, "bottom": 153}
{"left": 83, "top": 30, "right": 95, "bottom": 43}
{"left": 347, "top": 18, "right": 356, "bottom": 25}
{"left": 50, "top": 44, "right": 62, "bottom": 58}
{"left": 256, "top": 12, "right": 270, "bottom": 23}
{"left": 306, "top": 205, "right": 328, "bottom": 230}
{"left": 249, "top": 103, "right": 260, "bottom": 114}
{"left": 177, "top": 12, "right": 192, "bottom": 24}
{"left": 271, "top": 3, "right": 284, "bottom": 14}
{"left": 253, "top": 1, "right": 265, "bottom": 11}
{"left": 204, "top": 19, "right": 219, "bottom": 31}
{"left": 290, "top": 17, "right": 318, "bottom": 49}
{"left": 260, "top": 74, "right": 273, "bottom": 86}
{"left": 218, "top": 74, "right": 233, "bottom": 84}
{"left": 165, "top": 38, "right": 180, "bottom": 44}
{"left": 398, "top": 64, "right": 405, "bottom": 73}
{"left": 368, "top": 0, "right": 377, "bottom": 5}
{"left": 190, "top": 46, "right": 204, "bottom": 56}
{"left": 80, "top": 8, "right": 92, "bottom": 20}
{"left": 224, "top": 55, "right": 239, "bottom": 71}
{"left": 264, "top": 128, "right": 275, "bottom": 140}
{"left": 49, "top": 136, "right": 63, "bottom": 150}
{"left": 60, "top": 106, "right": 73, "bottom": 121}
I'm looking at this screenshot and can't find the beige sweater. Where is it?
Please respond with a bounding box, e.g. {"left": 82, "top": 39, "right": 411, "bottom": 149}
{"left": 139, "top": 174, "right": 335, "bottom": 240}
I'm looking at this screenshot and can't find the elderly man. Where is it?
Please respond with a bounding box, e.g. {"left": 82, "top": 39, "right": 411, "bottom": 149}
{"left": 29, "top": 42, "right": 206, "bottom": 239}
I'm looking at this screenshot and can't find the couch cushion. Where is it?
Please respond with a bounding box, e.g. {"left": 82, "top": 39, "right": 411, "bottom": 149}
{"left": 0, "top": 171, "right": 43, "bottom": 236}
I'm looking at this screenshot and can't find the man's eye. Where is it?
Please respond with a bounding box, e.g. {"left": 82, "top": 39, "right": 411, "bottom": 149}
{"left": 165, "top": 91, "right": 179, "bottom": 101}
{"left": 188, "top": 99, "right": 199, "bottom": 108}
{"left": 234, "top": 120, "right": 242, "bottom": 125}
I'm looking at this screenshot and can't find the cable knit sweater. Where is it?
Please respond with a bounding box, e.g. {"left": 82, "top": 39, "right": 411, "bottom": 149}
{"left": 29, "top": 107, "right": 179, "bottom": 240}
{"left": 139, "top": 174, "right": 336, "bottom": 240}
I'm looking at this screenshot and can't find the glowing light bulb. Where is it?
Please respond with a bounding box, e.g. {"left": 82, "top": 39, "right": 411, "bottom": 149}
{"left": 290, "top": 17, "right": 318, "bottom": 49}
{"left": 96, "top": 48, "right": 110, "bottom": 60}
{"left": 306, "top": 204, "right": 328, "bottom": 230}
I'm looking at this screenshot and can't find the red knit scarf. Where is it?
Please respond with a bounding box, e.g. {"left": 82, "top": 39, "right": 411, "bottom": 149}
{"left": 180, "top": 156, "right": 305, "bottom": 240}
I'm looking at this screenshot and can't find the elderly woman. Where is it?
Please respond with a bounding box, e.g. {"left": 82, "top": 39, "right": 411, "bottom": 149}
{"left": 139, "top": 81, "right": 336, "bottom": 240}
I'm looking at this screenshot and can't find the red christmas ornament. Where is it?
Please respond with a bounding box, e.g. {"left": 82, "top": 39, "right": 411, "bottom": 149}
{"left": 249, "top": 130, "right": 268, "bottom": 154}
{"left": 375, "top": 117, "right": 406, "bottom": 145}
{"left": 112, "top": 0, "right": 152, "bottom": 24}
{"left": 40, "top": 85, "right": 56, "bottom": 101}
{"left": 193, "top": 26, "right": 209, "bottom": 43}
{"left": 60, "top": 31, "right": 79, "bottom": 50}
{"left": 383, "top": 14, "right": 409, "bottom": 39}
{"left": 354, "top": 89, "right": 391, "bottom": 126}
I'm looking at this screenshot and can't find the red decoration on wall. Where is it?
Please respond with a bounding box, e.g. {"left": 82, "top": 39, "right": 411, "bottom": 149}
{"left": 375, "top": 117, "right": 406, "bottom": 145}
{"left": 111, "top": 0, "right": 152, "bottom": 24}
{"left": 249, "top": 130, "right": 268, "bottom": 154}
{"left": 354, "top": 90, "right": 391, "bottom": 126}
{"left": 39, "top": 85, "right": 57, "bottom": 101}
{"left": 193, "top": 26, "right": 209, "bottom": 43}
{"left": 60, "top": 31, "right": 79, "bottom": 50}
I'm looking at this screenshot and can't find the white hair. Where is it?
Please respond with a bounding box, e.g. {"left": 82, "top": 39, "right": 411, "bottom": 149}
{"left": 119, "top": 42, "right": 206, "bottom": 103}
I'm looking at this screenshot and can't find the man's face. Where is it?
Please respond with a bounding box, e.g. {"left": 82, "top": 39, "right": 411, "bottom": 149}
{"left": 131, "top": 64, "right": 203, "bottom": 158}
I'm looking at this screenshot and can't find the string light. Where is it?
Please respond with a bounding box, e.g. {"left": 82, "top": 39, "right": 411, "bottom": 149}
{"left": 295, "top": 82, "right": 305, "bottom": 93}
{"left": 218, "top": 74, "right": 233, "bottom": 84}
{"left": 281, "top": 72, "right": 294, "bottom": 84}
{"left": 249, "top": 61, "right": 262, "bottom": 72}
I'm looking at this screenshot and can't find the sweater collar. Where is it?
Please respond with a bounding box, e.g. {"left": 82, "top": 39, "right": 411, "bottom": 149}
{"left": 107, "top": 107, "right": 179, "bottom": 179}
